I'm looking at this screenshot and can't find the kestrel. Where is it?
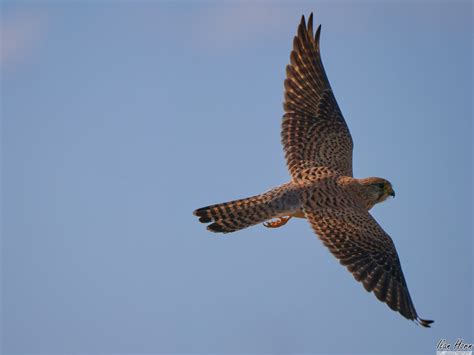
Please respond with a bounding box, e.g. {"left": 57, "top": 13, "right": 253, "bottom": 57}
{"left": 193, "top": 13, "right": 433, "bottom": 327}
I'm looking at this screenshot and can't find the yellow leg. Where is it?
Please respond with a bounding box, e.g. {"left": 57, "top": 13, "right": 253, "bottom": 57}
{"left": 263, "top": 216, "right": 291, "bottom": 228}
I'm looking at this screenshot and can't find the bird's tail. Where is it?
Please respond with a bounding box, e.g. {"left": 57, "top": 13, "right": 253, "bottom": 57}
{"left": 193, "top": 183, "right": 297, "bottom": 233}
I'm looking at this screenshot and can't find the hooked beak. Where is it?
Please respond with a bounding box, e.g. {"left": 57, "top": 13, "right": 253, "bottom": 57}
{"left": 389, "top": 189, "right": 395, "bottom": 198}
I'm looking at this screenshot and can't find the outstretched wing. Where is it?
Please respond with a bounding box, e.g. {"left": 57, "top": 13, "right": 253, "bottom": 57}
{"left": 303, "top": 200, "right": 433, "bottom": 327}
{"left": 282, "top": 13, "right": 353, "bottom": 180}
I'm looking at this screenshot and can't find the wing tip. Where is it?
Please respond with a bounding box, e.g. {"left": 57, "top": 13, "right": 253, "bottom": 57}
{"left": 300, "top": 14, "right": 306, "bottom": 28}
{"left": 315, "top": 24, "right": 322, "bottom": 49}
{"left": 415, "top": 317, "right": 434, "bottom": 328}
{"left": 307, "top": 12, "right": 314, "bottom": 36}
{"left": 298, "top": 13, "right": 322, "bottom": 49}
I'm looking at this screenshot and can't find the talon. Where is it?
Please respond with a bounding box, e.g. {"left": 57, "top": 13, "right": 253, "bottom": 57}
{"left": 264, "top": 216, "right": 291, "bottom": 228}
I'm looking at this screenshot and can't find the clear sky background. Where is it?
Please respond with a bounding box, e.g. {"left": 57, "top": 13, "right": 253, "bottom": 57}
{"left": 1, "top": 1, "right": 472, "bottom": 354}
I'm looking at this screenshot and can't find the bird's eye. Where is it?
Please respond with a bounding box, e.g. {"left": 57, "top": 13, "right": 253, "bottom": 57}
{"left": 377, "top": 183, "right": 385, "bottom": 189}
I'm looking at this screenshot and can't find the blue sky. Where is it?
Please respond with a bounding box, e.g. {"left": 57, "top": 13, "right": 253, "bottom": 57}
{"left": 1, "top": 1, "right": 472, "bottom": 354}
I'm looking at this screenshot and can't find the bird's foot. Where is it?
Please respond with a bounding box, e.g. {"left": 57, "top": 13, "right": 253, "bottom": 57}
{"left": 263, "top": 216, "right": 291, "bottom": 228}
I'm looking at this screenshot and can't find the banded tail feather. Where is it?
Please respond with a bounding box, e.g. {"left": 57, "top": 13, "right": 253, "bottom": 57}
{"left": 193, "top": 183, "right": 299, "bottom": 233}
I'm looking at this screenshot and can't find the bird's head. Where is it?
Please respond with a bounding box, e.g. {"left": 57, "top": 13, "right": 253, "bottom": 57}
{"left": 358, "top": 177, "right": 395, "bottom": 209}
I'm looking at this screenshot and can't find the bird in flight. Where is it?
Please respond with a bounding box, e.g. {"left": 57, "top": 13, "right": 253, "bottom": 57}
{"left": 193, "top": 13, "right": 433, "bottom": 328}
